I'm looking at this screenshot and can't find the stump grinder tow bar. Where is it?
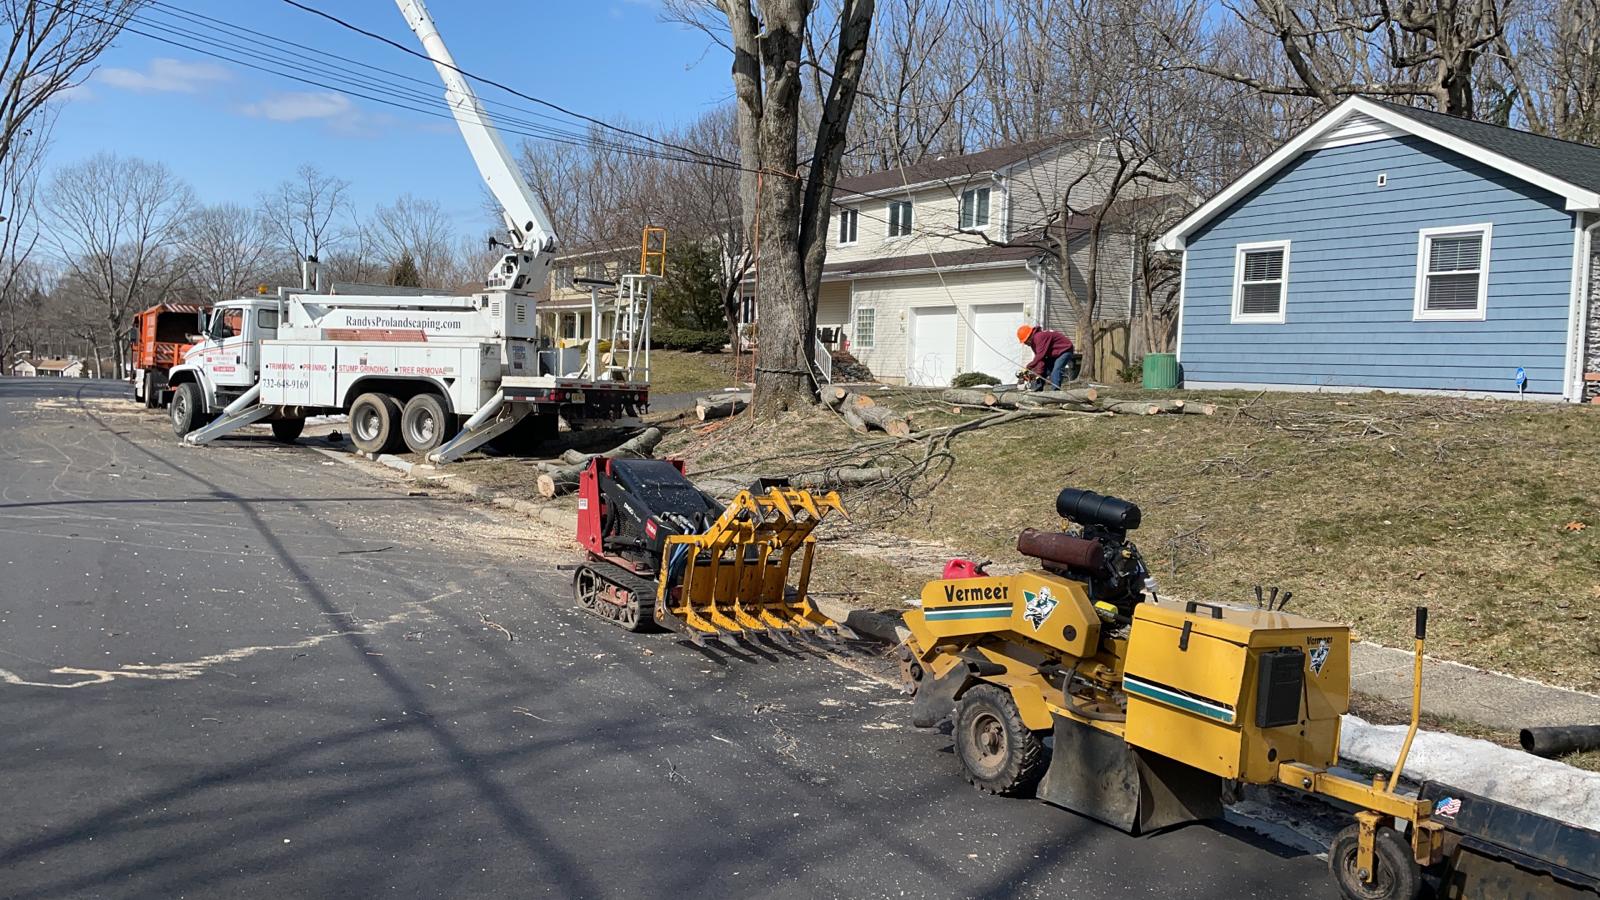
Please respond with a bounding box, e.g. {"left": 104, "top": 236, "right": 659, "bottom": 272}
{"left": 569, "top": 457, "right": 856, "bottom": 646}
{"left": 902, "top": 487, "right": 1464, "bottom": 900}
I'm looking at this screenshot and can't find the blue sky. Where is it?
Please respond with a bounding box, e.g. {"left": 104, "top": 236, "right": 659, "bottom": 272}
{"left": 49, "top": 1, "right": 733, "bottom": 239}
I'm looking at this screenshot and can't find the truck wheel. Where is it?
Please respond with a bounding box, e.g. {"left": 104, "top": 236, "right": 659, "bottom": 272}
{"left": 270, "top": 418, "right": 305, "bottom": 443}
{"left": 954, "top": 684, "right": 1048, "bottom": 797}
{"left": 1329, "top": 825, "right": 1421, "bottom": 900}
{"left": 400, "top": 394, "right": 454, "bottom": 454}
{"left": 141, "top": 372, "right": 159, "bottom": 409}
{"left": 349, "top": 393, "right": 403, "bottom": 455}
{"left": 170, "top": 382, "right": 206, "bottom": 437}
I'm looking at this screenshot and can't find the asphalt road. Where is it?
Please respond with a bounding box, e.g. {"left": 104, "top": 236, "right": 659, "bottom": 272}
{"left": 0, "top": 377, "right": 1333, "bottom": 899}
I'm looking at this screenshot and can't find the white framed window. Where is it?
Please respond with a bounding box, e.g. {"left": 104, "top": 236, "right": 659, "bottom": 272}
{"left": 838, "top": 208, "right": 859, "bottom": 246}
{"left": 959, "top": 187, "right": 991, "bottom": 230}
{"left": 852, "top": 307, "right": 876, "bottom": 349}
{"left": 887, "top": 200, "right": 914, "bottom": 238}
{"left": 1414, "top": 224, "right": 1491, "bottom": 321}
{"left": 555, "top": 265, "right": 575, "bottom": 289}
{"left": 1230, "top": 240, "right": 1290, "bottom": 324}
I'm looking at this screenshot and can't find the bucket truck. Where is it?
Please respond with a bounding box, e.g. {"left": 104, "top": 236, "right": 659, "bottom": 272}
{"left": 165, "top": 0, "right": 651, "bottom": 462}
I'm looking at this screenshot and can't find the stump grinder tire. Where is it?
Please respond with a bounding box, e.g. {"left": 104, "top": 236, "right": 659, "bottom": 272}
{"left": 400, "top": 393, "right": 454, "bottom": 454}
{"left": 271, "top": 418, "right": 306, "bottom": 443}
{"left": 1329, "top": 825, "right": 1421, "bottom": 900}
{"left": 170, "top": 382, "right": 206, "bottom": 437}
{"left": 954, "top": 684, "right": 1048, "bottom": 797}
{"left": 349, "top": 392, "right": 403, "bottom": 455}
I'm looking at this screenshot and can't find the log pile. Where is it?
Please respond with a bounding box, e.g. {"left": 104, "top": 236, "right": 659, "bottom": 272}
{"left": 943, "top": 388, "right": 1214, "bottom": 418}
{"left": 825, "top": 387, "right": 912, "bottom": 437}
{"left": 696, "top": 392, "right": 750, "bottom": 421}
{"left": 534, "top": 427, "right": 665, "bottom": 498}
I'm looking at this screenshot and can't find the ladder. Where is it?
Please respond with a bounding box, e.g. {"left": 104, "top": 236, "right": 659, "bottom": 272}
{"left": 609, "top": 274, "right": 655, "bottom": 384}
{"left": 638, "top": 226, "right": 666, "bottom": 278}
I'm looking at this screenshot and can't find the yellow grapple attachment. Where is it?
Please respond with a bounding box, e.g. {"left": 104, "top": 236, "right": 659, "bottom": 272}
{"left": 654, "top": 484, "right": 851, "bottom": 646}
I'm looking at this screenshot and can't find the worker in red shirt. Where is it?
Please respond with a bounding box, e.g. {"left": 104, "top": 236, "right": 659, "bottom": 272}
{"left": 1017, "top": 324, "right": 1075, "bottom": 389}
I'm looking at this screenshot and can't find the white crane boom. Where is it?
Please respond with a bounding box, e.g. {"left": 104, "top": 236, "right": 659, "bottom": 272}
{"left": 394, "top": 0, "right": 557, "bottom": 288}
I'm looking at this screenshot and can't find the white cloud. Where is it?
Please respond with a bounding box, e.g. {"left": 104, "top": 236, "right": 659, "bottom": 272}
{"left": 240, "top": 91, "right": 354, "bottom": 123}
{"left": 97, "top": 58, "right": 231, "bottom": 94}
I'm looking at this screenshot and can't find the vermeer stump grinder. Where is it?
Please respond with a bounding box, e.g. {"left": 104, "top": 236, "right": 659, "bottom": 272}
{"left": 570, "top": 457, "right": 856, "bottom": 646}
{"left": 903, "top": 487, "right": 1448, "bottom": 900}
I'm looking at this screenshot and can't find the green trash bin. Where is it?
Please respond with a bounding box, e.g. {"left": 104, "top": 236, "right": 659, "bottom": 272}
{"left": 1142, "top": 353, "right": 1179, "bottom": 390}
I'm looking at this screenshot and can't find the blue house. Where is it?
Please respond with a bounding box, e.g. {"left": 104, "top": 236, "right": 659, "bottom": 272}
{"left": 1157, "top": 97, "right": 1600, "bottom": 402}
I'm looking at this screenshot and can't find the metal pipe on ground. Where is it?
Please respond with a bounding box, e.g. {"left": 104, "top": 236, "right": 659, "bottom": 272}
{"left": 1520, "top": 725, "right": 1600, "bottom": 758}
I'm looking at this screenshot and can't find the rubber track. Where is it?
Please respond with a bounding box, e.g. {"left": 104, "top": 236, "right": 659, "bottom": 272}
{"left": 584, "top": 558, "right": 659, "bottom": 627}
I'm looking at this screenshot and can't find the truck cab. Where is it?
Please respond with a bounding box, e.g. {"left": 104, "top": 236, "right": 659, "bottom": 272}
{"left": 166, "top": 297, "right": 281, "bottom": 424}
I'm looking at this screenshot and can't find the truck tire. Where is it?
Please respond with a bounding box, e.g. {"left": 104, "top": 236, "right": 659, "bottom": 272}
{"left": 270, "top": 418, "right": 305, "bottom": 443}
{"left": 400, "top": 393, "right": 454, "bottom": 454}
{"left": 1329, "top": 825, "right": 1421, "bottom": 900}
{"left": 141, "top": 372, "right": 159, "bottom": 409}
{"left": 170, "top": 382, "right": 206, "bottom": 437}
{"left": 349, "top": 392, "right": 403, "bottom": 455}
{"left": 954, "top": 684, "right": 1048, "bottom": 797}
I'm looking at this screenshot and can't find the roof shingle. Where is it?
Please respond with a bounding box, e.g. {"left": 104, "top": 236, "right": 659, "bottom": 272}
{"left": 1377, "top": 101, "right": 1600, "bottom": 195}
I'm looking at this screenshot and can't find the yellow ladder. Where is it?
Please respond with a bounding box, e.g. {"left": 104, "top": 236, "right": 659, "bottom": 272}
{"left": 639, "top": 226, "right": 667, "bottom": 277}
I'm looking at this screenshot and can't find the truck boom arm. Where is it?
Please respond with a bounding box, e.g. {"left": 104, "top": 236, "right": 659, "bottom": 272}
{"left": 393, "top": 0, "right": 557, "bottom": 258}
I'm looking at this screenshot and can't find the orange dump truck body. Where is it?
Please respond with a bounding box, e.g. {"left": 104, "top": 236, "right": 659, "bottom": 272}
{"left": 131, "top": 303, "right": 207, "bottom": 370}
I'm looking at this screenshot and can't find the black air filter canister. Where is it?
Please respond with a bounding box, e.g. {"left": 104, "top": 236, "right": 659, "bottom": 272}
{"left": 1056, "top": 488, "right": 1142, "bottom": 530}
{"left": 1256, "top": 648, "right": 1305, "bottom": 728}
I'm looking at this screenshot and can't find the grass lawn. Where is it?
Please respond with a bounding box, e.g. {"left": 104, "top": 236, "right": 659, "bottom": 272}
{"left": 648, "top": 350, "right": 740, "bottom": 396}
{"left": 662, "top": 389, "right": 1600, "bottom": 692}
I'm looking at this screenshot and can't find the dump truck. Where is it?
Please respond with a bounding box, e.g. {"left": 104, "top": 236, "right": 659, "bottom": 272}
{"left": 166, "top": 0, "right": 651, "bottom": 461}
{"left": 903, "top": 487, "right": 1451, "bottom": 900}
{"left": 129, "top": 302, "right": 207, "bottom": 408}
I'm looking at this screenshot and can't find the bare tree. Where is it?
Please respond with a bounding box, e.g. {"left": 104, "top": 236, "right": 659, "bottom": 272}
{"left": 258, "top": 163, "right": 352, "bottom": 265}
{"left": 669, "top": 0, "right": 875, "bottom": 411}
{"left": 0, "top": 119, "right": 47, "bottom": 362}
{"left": 1492, "top": 0, "right": 1600, "bottom": 140}
{"left": 181, "top": 203, "right": 272, "bottom": 303}
{"left": 1175, "top": 0, "right": 1508, "bottom": 116}
{"left": 371, "top": 193, "right": 459, "bottom": 288}
{"left": 1, "top": 0, "right": 143, "bottom": 166}
{"left": 44, "top": 153, "right": 195, "bottom": 374}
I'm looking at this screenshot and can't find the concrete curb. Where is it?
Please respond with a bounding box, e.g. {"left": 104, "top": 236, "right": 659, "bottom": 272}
{"left": 312, "top": 446, "right": 581, "bottom": 532}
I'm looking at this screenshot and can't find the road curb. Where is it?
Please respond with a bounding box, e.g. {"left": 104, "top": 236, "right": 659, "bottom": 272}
{"left": 311, "top": 446, "right": 580, "bottom": 533}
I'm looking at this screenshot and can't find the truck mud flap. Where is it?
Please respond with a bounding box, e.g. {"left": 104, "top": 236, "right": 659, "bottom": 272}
{"left": 1037, "top": 714, "right": 1222, "bottom": 835}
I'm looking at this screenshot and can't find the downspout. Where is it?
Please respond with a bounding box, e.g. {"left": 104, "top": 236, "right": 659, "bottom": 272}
{"left": 1576, "top": 216, "right": 1599, "bottom": 401}
{"left": 1025, "top": 256, "right": 1046, "bottom": 328}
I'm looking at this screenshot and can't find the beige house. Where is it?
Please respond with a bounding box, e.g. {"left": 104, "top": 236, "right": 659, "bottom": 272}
{"left": 12, "top": 357, "right": 84, "bottom": 378}
{"left": 541, "top": 246, "right": 632, "bottom": 344}
{"left": 811, "top": 138, "right": 1179, "bottom": 385}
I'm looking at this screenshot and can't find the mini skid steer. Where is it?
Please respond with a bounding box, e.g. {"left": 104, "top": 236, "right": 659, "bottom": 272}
{"left": 570, "top": 457, "right": 857, "bottom": 645}
{"left": 903, "top": 487, "right": 1450, "bottom": 900}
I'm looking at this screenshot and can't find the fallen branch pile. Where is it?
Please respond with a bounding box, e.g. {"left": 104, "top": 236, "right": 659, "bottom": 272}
{"left": 824, "top": 387, "right": 912, "bottom": 437}
{"left": 943, "top": 386, "right": 1215, "bottom": 417}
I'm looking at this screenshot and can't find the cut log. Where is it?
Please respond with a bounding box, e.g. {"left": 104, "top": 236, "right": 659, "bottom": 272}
{"left": 1101, "top": 400, "right": 1162, "bottom": 416}
{"left": 535, "top": 427, "right": 664, "bottom": 498}
{"left": 849, "top": 391, "right": 877, "bottom": 410}
{"left": 856, "top": 404, "right": 912, "bottom": 438}
{"left": 1177, "top": 401, "right": 1217, "bottom": 416}
{"left": 840, "top": 406, "right": 870, "bottom": 434}
{"left": 696, "top": 393, "right": 749, "bottom": 421}
{"left": 792, "top": 466, "right": 889, "bottom": 489}
{"left": 1030, "top": 387, "right": 1098, "bottom": 404}
{"left": 943, "top": 388, "right": 1001, "bottom": 407}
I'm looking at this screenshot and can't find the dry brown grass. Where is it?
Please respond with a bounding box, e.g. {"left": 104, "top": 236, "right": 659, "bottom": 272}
{"left": 664, "top": 390, "right": 1600, "bottom": 692}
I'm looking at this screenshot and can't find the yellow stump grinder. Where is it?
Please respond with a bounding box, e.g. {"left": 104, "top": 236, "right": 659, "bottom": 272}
{"left": 903, "top": 487, "right": 1450, "bottom": 900}
{"left": 571, "top": 457, "right": 855, "bottom": 646}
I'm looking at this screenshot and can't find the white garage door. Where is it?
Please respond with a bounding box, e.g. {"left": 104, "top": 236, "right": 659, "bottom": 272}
{"left": 968, "top": 303, "right": 1029, "bottom": 382}
{"left": 907, "top": 306, "right": 958, "bottom": 386}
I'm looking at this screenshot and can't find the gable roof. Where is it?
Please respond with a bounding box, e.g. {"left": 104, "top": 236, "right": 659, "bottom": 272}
{"left": 1156, "top": 96, "right": 1600, "bottom": 251}
{"left": 835, "top": 137, "right": 1081, "bottom": 198}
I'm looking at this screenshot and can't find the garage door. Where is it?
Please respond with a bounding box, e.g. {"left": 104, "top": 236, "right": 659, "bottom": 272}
{"left": 907, "top": 306, "right": 958, "bottom": 386}
{"left": 968, "top": 303, "right": 1029, "bottom": 382}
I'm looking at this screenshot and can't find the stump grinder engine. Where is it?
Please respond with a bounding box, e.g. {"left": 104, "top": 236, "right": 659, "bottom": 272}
{"left": 571, "top": 457, "right": 856, "bottom": 645}
{"left": 903, "top": 487, "right": 1449, "bottom": 900}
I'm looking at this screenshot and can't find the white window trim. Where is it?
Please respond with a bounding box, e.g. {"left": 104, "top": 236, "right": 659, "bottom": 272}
{"left": 959, "top": 186, "right": 993, "bottom": 233}
{"left": 886, "top": 200, "right": 914, "bottom": 241}
{"left": 1230, "top": 239, "right": 1291, "bottom": 324}
{"left": 838, "top": 208, "right": 859, "bottom": 247}
{"left": 852, "top": 306, "right": 876, "bottom": 349}
{"left": 1413, "top": 223, "right": 1492, "bottom": 322}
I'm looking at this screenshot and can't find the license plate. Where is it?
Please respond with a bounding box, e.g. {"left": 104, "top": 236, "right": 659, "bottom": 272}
{"left": 567, "top": 391, "right": 585, "bottom": 404}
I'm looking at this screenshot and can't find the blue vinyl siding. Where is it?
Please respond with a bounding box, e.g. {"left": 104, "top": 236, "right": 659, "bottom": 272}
{"left": 1181, "top": 135, "right": 1576, "bottom": 395}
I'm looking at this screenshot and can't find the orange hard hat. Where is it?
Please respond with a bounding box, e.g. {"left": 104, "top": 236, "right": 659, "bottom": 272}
{"left": 1016, "top": 324, "right": 1036, "bottom": 343}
